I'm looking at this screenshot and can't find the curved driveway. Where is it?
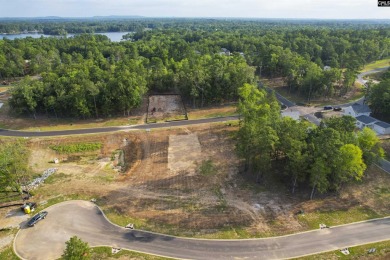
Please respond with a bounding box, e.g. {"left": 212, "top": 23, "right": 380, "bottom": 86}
{"left": 14, "top": 201, "right": 390, "bottom": 260}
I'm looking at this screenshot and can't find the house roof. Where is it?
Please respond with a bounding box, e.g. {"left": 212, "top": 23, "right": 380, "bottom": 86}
{"left": 355, "top": 115, "right": 377, "bottom": 124}
{"left": 375, "top": 121, "right": 390, "bottom": 129}
{"left": 351, "top": 103, "right": 371, "bottom": 114}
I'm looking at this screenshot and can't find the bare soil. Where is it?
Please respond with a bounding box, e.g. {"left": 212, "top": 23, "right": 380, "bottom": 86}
{"left": 147, "top": 95, "right": 187, "bottom": 122}
{"left": 3, "top": 124, "right": 388, "bottom": 238}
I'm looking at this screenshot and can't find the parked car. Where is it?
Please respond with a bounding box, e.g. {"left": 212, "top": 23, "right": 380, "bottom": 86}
{"left": 323, "top": 106, "right": 333, "bottom": 110}
{"left": 333, "top": 107, "right": 342, "bottom": 111}
{"left": 27, "top": 211, "right": 48, "bottom": 227}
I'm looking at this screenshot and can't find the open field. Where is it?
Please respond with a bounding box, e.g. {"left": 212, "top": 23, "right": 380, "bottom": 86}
{"left": 1, "top": 124, "right": 389, "bottom": 243}
{"left": 361, "top": 58, "right": 390, "bottom": 72}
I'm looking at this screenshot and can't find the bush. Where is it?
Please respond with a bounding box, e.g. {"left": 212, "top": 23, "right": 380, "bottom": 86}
{"left": 199, "top": 159, "right": 216, "bottom": 176}
{"left": 62, "top": 236, "right": 91, "bottom": 260}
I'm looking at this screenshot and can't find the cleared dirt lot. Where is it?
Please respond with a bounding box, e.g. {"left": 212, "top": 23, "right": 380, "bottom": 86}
{"left": 2, "top": 124, "right": 388, "bottom": 239}
{"left": 147, "top": 95, "right": 187, "bottom": 123}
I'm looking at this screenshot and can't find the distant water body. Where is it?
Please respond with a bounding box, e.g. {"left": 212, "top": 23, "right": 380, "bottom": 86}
{"left": 1, "top": 32, "right": 131, "bottom": 42}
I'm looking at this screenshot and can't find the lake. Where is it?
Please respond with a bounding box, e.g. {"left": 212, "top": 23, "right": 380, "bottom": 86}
{"left": 0, "top": 31, "right": 132, "bottom": 42}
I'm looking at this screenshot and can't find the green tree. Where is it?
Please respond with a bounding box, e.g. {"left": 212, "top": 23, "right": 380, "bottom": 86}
{"left": 367, "top": 79, "right": 390, "bottom": 116}
{"left": 357, "top": 127, "right": 384, "bottom": 166}
{"left": 0, "top": 140, "right": 29, "bottom": 193}
{"left": 236, "top": 83, "right": 280, "bottom": 182}
{"left": 62, "top": 236, "right": 91, "bottom": 260}
{"left": 334, "top": 144, "right": 366, "bottom": 189}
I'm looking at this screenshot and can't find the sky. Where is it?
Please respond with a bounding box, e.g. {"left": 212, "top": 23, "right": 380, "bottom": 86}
{"left": 0, "top": 0, "right": 389, "bottom": 19}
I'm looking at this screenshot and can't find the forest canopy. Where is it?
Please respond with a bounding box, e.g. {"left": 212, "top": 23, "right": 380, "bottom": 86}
{"left": 1, "top": 19, "right": 389, "bottom": 118}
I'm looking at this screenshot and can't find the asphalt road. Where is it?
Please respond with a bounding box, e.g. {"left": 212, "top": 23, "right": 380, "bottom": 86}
{"left": 378, "top": 158, "right": 390, "bottom": 174}
{"left": 356, "top": 66, "right": 390, "bottom": 86}
{"left": 0, "top": 116, "right": 238, "bottom": 137}
{"left": 14, "top": 201, "right": 390, "bottom": 260}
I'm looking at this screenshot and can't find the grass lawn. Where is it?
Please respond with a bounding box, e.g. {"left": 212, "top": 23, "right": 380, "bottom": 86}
{"left": 0, "top": 246, "right": 19, "bottom": 260}
{"left": 297, "top": 206, "right": 382, "bottom": 230}
{"left": 361, "top": 58, "right": 390, "bottom": 72}
{"left": 298, "top": 240, "right": 390, "bottom": 259}
{"left": 187, "top": 105, "right": 237, "bottom": 120}
{"left": 91, "top": 246, "right": 173, "bottom": 259}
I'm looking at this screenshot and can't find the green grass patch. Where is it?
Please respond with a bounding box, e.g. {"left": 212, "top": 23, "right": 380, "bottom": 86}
{"left": 101, "top": 207, "right": 183, "bottom": 236}
{"left": 50, "top": 142, "right": 102, "bottom": 154}
{"left": 298, "top": 206, "right": 382, "bottom": 229}
{"left": 91, "top": 246, "right": 172, "bottom": 259}
{"left": 34, "top": 194, "right": 94, "bottom": 212}
{"left": 361, "top": 58, "right": 390, "bottom": 72}
{"left": 0, "top": 246, "right": 19, "bottom": 260}
{"left": 298, "top": 240, "right": 390, "bottom": 259}
{"left": 199, "top": 159, "right": 216, "bottom": 176}
{"left": 43, "top": 172, "right": 69, "bottom": 184}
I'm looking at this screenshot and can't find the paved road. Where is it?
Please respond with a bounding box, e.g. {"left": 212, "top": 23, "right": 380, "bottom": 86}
{"left": 377, "top": 158, "right": 390, "bottom": 174}
{"left": 0, "top": 116, "right": 238, "bottom": 137}
{"left": 356, "top": 66, "right": 390, "bottom": 86}
{"left": 261, "top": 84, "right": 295, "bottom": 107}
{"left": 14, "top": 201, "right": 390, "bottom": 260}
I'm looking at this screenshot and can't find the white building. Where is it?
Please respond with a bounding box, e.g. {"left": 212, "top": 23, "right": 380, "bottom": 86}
{"left": 373, "top": 121, "right": 390, "bottom": 135}
{"left": 355, "top": 115, "right": 378, "bottom": 129}
{"left": 343, "top": 103, "right": 371, "bottom": 118}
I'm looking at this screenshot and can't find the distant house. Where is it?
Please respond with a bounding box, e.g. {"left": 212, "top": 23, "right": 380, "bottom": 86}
{"left": 343, "top": 103, "right": 371, "bottom": 118}
{"left": 281, "top": 111, "right": 300, "bottom": 121}
{"left": 219, "top": 48, "right": 231, "bottom": 56}
{"left": 355, "top": 115, "right": 378, "bottom": 129}
{"left": 373, "top": 121, "right": 390, "bottom": 135}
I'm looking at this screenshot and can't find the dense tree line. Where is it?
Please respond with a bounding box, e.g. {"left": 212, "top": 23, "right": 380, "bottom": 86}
{"left": 367, "top": 68, "right": 390, "bottom": 119}
{"left": 237, "top": 84, "right": 384, "bottom": 199}
{"left": 1, "top": 19, "right": 390, "bottom": 117}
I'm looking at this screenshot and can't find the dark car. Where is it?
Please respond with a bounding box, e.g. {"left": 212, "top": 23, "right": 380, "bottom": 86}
{"left": 333, "top": 107, "right": 342, "bottom": 111}
{"left": 27, "top": 211, "right": 48, "bottom": 227}
{"left": 323, "top": 106, "right": 333, "bottom": 110}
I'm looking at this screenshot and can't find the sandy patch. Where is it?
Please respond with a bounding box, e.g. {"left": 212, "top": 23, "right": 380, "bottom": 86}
{"left": 0, "top": 208, "right": 29, "bottom": 229}
{"left": 168, "top": 134, "right": 202, "bottom": 175}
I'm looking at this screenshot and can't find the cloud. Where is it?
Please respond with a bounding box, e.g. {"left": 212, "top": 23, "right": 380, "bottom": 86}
{"left": 0, "top": 0, "right": 387, "bottom": 19}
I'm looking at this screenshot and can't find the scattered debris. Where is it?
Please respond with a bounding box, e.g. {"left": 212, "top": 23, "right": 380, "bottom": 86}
{"left": 53, "top": 158, "right": 59, "bottom": 164}
{"left": 319, "top": 223, "right": 328, "bottom": 229}
{"left": 112, "top": 247, "right": 122, "bottom": 254}
{"left": 90, "top": 198, "right": 97, "bottom": 203}
{"left": 368, "top": 248, "right": 376, "bottom": 254}
{"left": 125, "top": 223, "right": 134, "bottom": 229}
{"left": 340, "top": 248, "right": 350, "bottom": 255}
{"left": 21, "top": 168, "right": 58, "bottom": 190}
